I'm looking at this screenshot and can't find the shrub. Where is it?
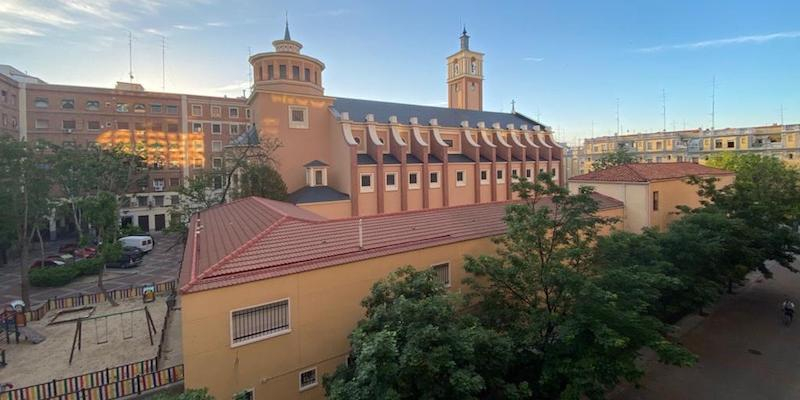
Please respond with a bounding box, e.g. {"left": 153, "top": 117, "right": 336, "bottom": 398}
{"left": 74, "top": 258, "right": 104, "bottom": 276}
{"left": 29, "top": 265, "right": 80, "bottom": 287}
{"left": 120, "top": 224, "right": 146, "bottom": 237}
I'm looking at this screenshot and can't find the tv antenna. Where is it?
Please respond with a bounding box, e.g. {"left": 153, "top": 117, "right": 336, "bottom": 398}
{"left": 161, "top": 35, "right": 166, "bottom": 90}
{"left": 615, "top": 98, "right": 620, "bottom": 137}
{"left": 661, "top": 88, "right": 667, "bottom": 132}
{"left": 710, "top": 76, "right": 716, "bottom": 134}
{"left": 128, "top": 31, "right": 134, "bottom": 82}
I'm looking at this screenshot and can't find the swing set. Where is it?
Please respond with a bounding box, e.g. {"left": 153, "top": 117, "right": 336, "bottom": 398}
{"left": 68, "top": 306, "right": 157, "bottom": 365}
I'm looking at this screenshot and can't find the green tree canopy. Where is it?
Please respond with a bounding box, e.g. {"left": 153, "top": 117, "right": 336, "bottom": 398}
{"left": 591, "top": 146, "right": 636, "bottom": 171}
{"left": 324, "top": 267, "right": 528, "bottom": 400}
{"left": 235, "top": 164, "right": 287, "bottom": 201}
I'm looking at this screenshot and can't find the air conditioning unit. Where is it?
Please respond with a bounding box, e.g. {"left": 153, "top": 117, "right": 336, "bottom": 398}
{"left": 65, "top": 128, "right": 74, "bottom": 133}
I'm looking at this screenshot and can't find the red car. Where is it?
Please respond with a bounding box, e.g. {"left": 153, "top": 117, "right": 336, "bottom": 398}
{"left": 73, "top": 247, "right": 97, "bottom": 259}
{"left": 58, "top": 243, "right": 79, "bottom": 254}
{"left": 30, "top": 259, "right": 66, "bottom": 269}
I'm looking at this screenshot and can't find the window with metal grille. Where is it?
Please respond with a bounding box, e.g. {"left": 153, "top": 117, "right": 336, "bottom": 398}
{"left": 231, "top": 299, "right": 290, "bottom": 345}
{"left": 299, "top": 368, "right": 317, "bottom": 391}
{"left": 431, "top": 262, "right": 450, "bottom": 287}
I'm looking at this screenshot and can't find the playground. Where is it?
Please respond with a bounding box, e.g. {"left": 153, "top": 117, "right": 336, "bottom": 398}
{"left": 1, "top": 295, "right": 169, "bottom": 388}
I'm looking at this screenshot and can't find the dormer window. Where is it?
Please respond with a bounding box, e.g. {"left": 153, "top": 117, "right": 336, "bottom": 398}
{"left": 304, "top": 160, "right": 329, "bottom": 187}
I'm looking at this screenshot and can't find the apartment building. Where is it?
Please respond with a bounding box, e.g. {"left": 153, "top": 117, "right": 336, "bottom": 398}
{"left": 249, "top": 26, "right": 564, "bottom": 218}
{"left": 577, "top": 124, "right": 800, "bottom": 174}
{"left": 0, "top": 65, "right": 250, "bottom": 234}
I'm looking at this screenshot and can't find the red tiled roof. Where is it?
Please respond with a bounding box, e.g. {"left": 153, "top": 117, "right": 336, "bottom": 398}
{"left": 569, "top": 163, "right": 733, "bottom": 183}
{"left": 179, "top": 195, "right": 624, "bottom": 294}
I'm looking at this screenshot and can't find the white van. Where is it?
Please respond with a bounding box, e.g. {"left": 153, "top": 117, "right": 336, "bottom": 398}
{"left": 118, "top": 236, "right": 154, "bottom": 253}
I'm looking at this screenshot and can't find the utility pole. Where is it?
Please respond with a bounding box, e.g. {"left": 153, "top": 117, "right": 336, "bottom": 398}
{"left": 615, "top": 98, "right": 620, "bottom": 137}
{"left": 591, "top": 120, "right": 594, "bottom": 139}
{"left": 128, "top": 31, "right": 134, "bottom": 83}
{"left": 711, "top": 76, "right": 716, "bottom": 133}
{"left": 661, "top": 88, "right": 667, "bottom": 132}
{"left": 511, "top": 99, "right": 516, "bottom": 113}
{"left": 161, "top": 35, "right": 166, "bottom": 91}
{"left": 781, "top": 104, "right": 785, "bottom": 127}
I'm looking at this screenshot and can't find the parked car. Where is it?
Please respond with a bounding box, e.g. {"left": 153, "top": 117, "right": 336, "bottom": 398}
{"left": 73, "top": 247, "right": 97, "bottom": 259}
{"left": 106, "top": 247, "right": 143, "bottom": 269}
{"left": 58, "top": 243, "right": 80, "bottom": 254}
{"left": 118, "top": 236, "right": 154, "bottom": 253}
{"left": 30, "top": 259, "right": 66, "bottom": 269}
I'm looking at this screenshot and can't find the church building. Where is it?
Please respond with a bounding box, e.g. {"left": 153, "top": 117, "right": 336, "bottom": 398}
{"left": 247, "top": 24, "right": 564, "bottom": 218}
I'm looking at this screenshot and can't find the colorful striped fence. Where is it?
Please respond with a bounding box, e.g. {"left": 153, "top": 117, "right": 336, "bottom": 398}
{"left": 25, "top": 281, "right": 177, "bottom": 322}
{"left": 0, "top": 363, "right": 183, "bottom": 400}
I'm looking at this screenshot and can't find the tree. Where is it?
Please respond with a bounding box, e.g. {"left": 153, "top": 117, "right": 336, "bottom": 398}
{"left": 83, "top": 191, "right": 122, "bottom": 306}
{"left": 0, "top": 137, "right": 52, "bottom": 306}
{"left": 324, "top": 267, "right": 528, "bottom": 400}
{"left": 591, "top": 146, "right": 636, "bottom": 171}
{"left": 235, "top": 164, "right": 287, "bottom": 201}
{"left": 464, "top": 174, "right": 693, "bottom": 399}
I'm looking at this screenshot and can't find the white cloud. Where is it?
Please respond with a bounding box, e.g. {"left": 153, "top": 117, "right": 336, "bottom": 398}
{"left": 144, "top": 28, "right": 166, "bottom": 36}
{"left": 206, "top": 21, "right": 227, "bottom": 27}
{"left": 636, "top": 31, "right": 800, "bottom": 53}
{"left": 523, "top": 57, "right": 544, "bottom": 62}
{"left": 0, "top": 27, "right": 44, "bottom": 37}
{"left": 0, "top": 1, "right": 77, "bottom": 27}
{"left": 208, "top": 81, "right": 250, "bottom": 94}
{"left": 173, "top": 24, "right": 200, "bottom": 31}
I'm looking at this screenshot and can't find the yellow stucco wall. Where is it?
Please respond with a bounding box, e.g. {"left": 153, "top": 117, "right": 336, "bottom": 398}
{"left": 181, "top": 208, "right": 623, "bottom": 400}
{"left": 568, "top": 181, "right": 648, "bottom": 233}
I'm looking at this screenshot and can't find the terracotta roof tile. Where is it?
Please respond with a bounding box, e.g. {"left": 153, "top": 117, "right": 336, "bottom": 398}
{"left": 180, "top": 194, "right": 623, "bottom": 294}
{"left": 569, "top": 162, "right": 733, "bottom": 183}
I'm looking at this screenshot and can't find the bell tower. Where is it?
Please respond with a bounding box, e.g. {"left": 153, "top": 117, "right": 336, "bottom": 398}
{"left": 447, "top": 28, "right": 484, "bottom": 111}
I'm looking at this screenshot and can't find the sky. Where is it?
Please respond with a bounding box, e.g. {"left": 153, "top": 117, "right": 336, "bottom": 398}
{"left": 2, "top": 0, "right": 799, "bottom": 144}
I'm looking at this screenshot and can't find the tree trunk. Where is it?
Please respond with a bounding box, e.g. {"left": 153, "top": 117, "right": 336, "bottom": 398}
{"left": 71, "top": 201, "right": 83, "bottom": 242}
{"left": 19, "top": 190, "right": 31, "bottom": 307}
{"left": 97, "top": 266, "right": 118, "bottom": 307}
{"left": 36, "top": 228, "right": 45, "bottom": 267}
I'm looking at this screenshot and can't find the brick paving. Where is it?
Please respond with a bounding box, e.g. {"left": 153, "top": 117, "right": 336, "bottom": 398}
{"left": 0, "top": 233, "right": 184, "bottom": 307}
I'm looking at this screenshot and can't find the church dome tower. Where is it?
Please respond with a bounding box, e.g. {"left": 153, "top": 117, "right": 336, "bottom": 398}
{"left": 447, "top": 28, "right": 484, "bottom": 111}
{"left": 249, "top": 21, "right": 326, "bottom": 96}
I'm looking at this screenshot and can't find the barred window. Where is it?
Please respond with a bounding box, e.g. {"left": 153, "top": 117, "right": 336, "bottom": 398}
{"left": 231, "top": 299, "right": 290, "bottom": 345}
{"left": 431, "top": 262, "right": 450, "bottom": 287}
{"left": 299, "top": 368, "right": 317, "bottom": 391}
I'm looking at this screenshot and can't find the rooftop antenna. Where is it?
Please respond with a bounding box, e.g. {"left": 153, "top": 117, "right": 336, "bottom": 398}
{"left": 710, "top": 76, "right": 716, "bottom": 134}
{"left": 128, "top": 31, "right": 134, "bottom": 82}
{"left": 661, "top": 88, "right": 667, "bottom": 132}
{"left": 615, "top": 98, "right": 620, "bottom": 137}
{"left": 247, "top": 46, "right": 253, "bottom": 95}
{"left": 781, "top": 104, "right": 784, "bottom": 127}
{"left": 160, "top": 35, "right": 166, "bottom": 90}
{"left": 511, "top": 99, "right": 516, "bottom": 113}
{"left": 591, "top": 120, "right": 594, "bottom": 138}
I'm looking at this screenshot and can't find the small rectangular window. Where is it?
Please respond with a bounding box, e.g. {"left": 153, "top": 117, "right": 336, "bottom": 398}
{"left": 525, "top": 168, "right": 532, "bottom": 179}
{"left": 429, "top": 171, "right": 440, "bottom": 188}
{"left": 212, "top": 123, "right": 222, "bottom": 134}
{"left": 35, "top": 119, "right": 49, "bottom": 129}
{"left": 299, "top": 368, "right": 317, "bottom": 391}
{"left": 231, "top": 299, "right": 290, "bottom": 345}
{"left": 314, "top": 169, "right": 324, "bottom": 186}
{"left": 211, "top": 106, "right": 222, "bottom": 118}
{"left": 170, "top": 194, "right": 180, "bottom": 204}
{"left": 193, "top": 122, "right": 203, "bottom": 132}
{"left": 511, "top": 168, "right": 519, "bottom": 180}
{"left": 431, "top": 262, "right": 450, "bottom": 287}
{"left": 360, "top": 173, "right": 374, "bottom": 193}
{"left": 496, "top": 169, "right": 505, "bottom": 183}
{"left": 279, "top": 64, "right": 287, "bottom": 79}
{"left": 116, "top": 103, "right": 129, "bottom": 112}
{"left": 292, "top": 65, "right": 300, "bottom": 80}
{"left": 150, "top": 103, "right": 162, "bottom": 113}
{"left": 170, "top": 178, "right": 180, "bottom": 187}
{"left": 61, "top": 99, "right": 75, "bottom": 109}
{"left": 192, "top": 105, "right": 202, "bottom": 116}
{"left": 62, "top": 120, "right": 76, "bottom": 130}
{"left": 408, "top": 172, "right": 419, "bottom": 189}
{"left": 235, "top": 389, "right": 254, "bottom": 400}
{"left": 267, "top": 65, "right": 274, "bottom": 80}
{"left": 212, "top": 158, "right": 223, "bottom": 169}
{"left": 653, "top": 191, "right": 659, "bottom": 211}
{"left": 480, "top": 169, "right": 489, "bottom": 184}
{"left": 87, "top": 121, "right": 101, "bottom": 130}
{"left": 117, "top": 121, "right": 130, "bottom": 130}
{"left": 133, "top": 103, "right": 146, "bottom": 113}
{"left": 212, "top": 140, "right": 223, "bottom": 152}
{"left": 246, "top": 109, "right": 251, "bottom": 119}
{"left": 229, "top": 107, "right": 239, "bottom": 118}
{"left": 289, "top": 106, "right": 308, "bottom": 129}
{"left": 385, "top": 172, "right": 398, "bottom": 191}
{"left": 165, "top": 105, "right": 178, "bottom": 114}
{"left": 34, "top": 97, "right": 49, "bottom": 108}
{"left": 230, "top": 125, "right": 239, "bottom": 135}
{"left": 167, "top": 123, "right": 179, "bottom": 133}
{"left": 304, "top": 68, "right": 310, "bottom": 82}
{"left": 455, "top": 170, "right": 466, "bottom": 186}
{"left": 85, "top": 100, "right": 100, "bottom": 110}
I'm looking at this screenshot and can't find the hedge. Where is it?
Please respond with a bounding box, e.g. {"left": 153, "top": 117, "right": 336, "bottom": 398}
{"left": 29, "top": 258, "right": 105, "bottom": 287}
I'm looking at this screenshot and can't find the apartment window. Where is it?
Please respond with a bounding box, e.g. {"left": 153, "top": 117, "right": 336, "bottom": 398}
{"left": 117, "top": 121, "right": 130, "bottom": 130}
{"left": 496, "top": 169, "right": 505, "bottom": 183}
{"left": 511, "top": 168, "right": 519, "bottom": 181}
{"left": 153, "top": 179, "right": 165, "bottom": 193}
{"left": 10, "top": 117, "right": 15, "bottom": 128}
{"left": 165, "top": 105, "right": 178, "bottom": 114}
{"left": 525, "top": 168, "right": 532, "bottom": 179}
{"left": 715, "top": 139, "right": 723, "bottom": 149}
{"left": 116, "top": 103, "right": 129, "bottom": 112}
{"left": 408, "top": 172, "right": 419, "bottom": 189}
{"left": 304, "top": 68, "right": 310, "bottom": 82}
{"left": 192, "top": 122, "right": 202, "bottom": 132}
{"left": 229, "top": 107, "right": 239, "bottom": 118}
{"left": 646, "top": 142, "right": 653, "bottom": 150}
{"left": 193, "top": 158, "right": 204, "bottom": 168}
{"left": 87, "top": 121, "right": 100, "bottom": 130}
{"left": 385, "top": 172, "right": 398, "bottom": 191}
{"left": 1, "top": 114, "right": 6, "bottom": 127}
{"left": 656, "top": 142, "right": 663, "bottom": 150}
{"left": 429, "top": 171, "right": 440, "bottom": 188}
{"left": 677, "top": 156, "right": 684, "bottom": 162}
{"left": 299, "top": 368, "right": 317, "bottom": 391}
{"left": 431, "top": 262, "right": 450, "bottom": 287}
{"left": 230, "top": 124, "right": 239, "bottom": 135}
{"left": 59, "top": 99, "right": 74, "bottom": 109}
{"left": 279, "top": 64, "right": 287, "bottom": 79}
{"left": 289, "top": 106, "right": 308, "bottom": 129}
{"left": 62, "top": 120, "right": 76, "bottom": 131}
{"left": 167, "top": 123, "right": 179, "bottom": 133}
{"left": 455, "top": 170, "right": 466, "bottom": 186}
{"left": 480, "top": 169, "right": 489, "bottom": 184}
{"left": 267, "top": 65, "right": 274, "bottom": 80}
{"left": 212, "top": 140, "right": 223, "bottom": 152}
{"left": 170, "top": 178, "right": 180, "bottom": 187}
{"left": 231, "top": 299, "right": 290, "bottom": 346}
{"left": 191, "top": 105, "right": 202, "bottom": 116}
{"left": 131, "top": 103, "right": 145, "bottom": 113}
{"left": 551, "top": 168, "right": 556, "bottom": 176}
{"left": 212, "top": 158, "right": 223, "bottom": 169}
{"left": 652, "top": 191, "right": 659, "bottom": 211}
{"left": 85, "top": 100, "right": 100, "bottom": 110}
{"left": 134, "top": 122, "right": 146, "bottom": 132}
{"left": 150, "top": 103, "right": 162, "bottom": 113}
{"left": 0, "top": 90, "right": 5, "bottom": 103}
{"left": 170, "top": 195, "right": 180, "bottom": 205}
{"left": 34, "top": 97, "right": 49, "bottom": 108}
{"left": 245, "top": 109, "right": 251, "bottom": 119}
{"left": 212, "top": 123, "right": 222, "bottom": 135}
{"left": 35, "top": 119, "right": 49, "bottom": 129}
{"left": 727, "top": 140, "right": 735, "bottom": 148}
{"left": 213, "top": 175, "right": 223, "bottom": 190}
{"left": 360, "top": 173, "right": 374, "bottom": 193}
{"left": 211, "top": 106, "right": 221, "bottom": 118}
{"left": 236, "top": 389, "right": 254, "bottom": 400}
{"left": 292, "top": 65, "right": 300, "bottom": 80}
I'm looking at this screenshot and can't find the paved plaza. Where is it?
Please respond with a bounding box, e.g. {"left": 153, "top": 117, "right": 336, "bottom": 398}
{"left": 612, "top": 262, "right": 800, "bottom": 400}
{"left": 0, "top": 233, "right": 184, "bottom": 307}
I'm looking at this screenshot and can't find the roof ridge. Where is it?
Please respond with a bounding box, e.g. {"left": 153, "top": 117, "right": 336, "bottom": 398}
{"left": 333, "top": 96, "right": 522, "bottom": 117}
{"left": 624, "top": 164, "right": 650, "bottom": 181}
